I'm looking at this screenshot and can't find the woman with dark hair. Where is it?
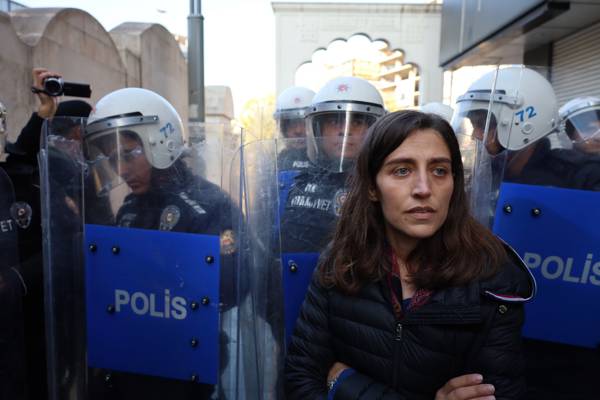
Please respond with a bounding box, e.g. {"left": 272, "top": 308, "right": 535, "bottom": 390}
{"left": 285, "top": 111, "right": 535, "bottom": 400}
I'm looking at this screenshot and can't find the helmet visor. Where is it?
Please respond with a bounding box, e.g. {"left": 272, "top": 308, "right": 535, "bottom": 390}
{"left": 84, "top": 128, "right": 149, "bottom": 196}
{"left": 307, "top": 111, "right": 377, "bottom": 172}
{"left": 277, "top": 117, "right": 307, "bottom": 145}
{"left": 452, "top": 101, "right": 505, "bottom": 156}
{"left": 566, "top": 109, "right": 600, "bottom": 144}
{"left": 452, "top": 101, "right": 508, "bottom": 227}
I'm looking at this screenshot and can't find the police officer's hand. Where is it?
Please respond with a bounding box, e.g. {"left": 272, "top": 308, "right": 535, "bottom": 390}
{"left": 32, "top": 67, "right": 59, "bottom": 119}
{"left": 435, "top": 374, "right": 495, "bottom": 400}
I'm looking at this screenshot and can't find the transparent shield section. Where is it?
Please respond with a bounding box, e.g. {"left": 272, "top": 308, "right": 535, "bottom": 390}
{"left": 276, "top": 137, "right": 310, "bottom": 172}
{"left": 307, "top": 111, "right": 376, "bottom": 172}
{"left": 277, "top": 135, "right": 351, "bottom": 378}
{"left": 187, "top": 122, "right": 241, "bottom": 196}
{"left": 454, "top": 103, "right": 508, "bottom": 226}
{"left": 42, "top": 117, "right": 246, "bottom": 399}
{"left": 452, "top": 66, "right": 527, "bottom": 227}
{"left": 229, "top": 138, "right": 282, "bottom": 399}
{"left": 39, "top": 117, "right": 87, "bottom": 400}
{"left": 455, "top": 130, "right": 477, "bottom": 195}
{"left": 276, "top": 117, "right": 306, "bottom": 141}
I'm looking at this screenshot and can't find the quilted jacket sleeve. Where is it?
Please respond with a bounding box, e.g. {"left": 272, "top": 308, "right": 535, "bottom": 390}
{"left": 285, "top": 271, "right": 335, "bottom": 400}
{"left": 332, "top": 372, "right": 405, "bottom": 400}
{"left": 469, "top": 299, "right": 527, "bottom": 400}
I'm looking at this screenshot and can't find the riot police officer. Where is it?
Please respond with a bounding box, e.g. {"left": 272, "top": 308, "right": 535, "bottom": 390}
{"left": 273, "top": 86, "right": 315, "bottom": 171}
{"left": 84, "top": 88, "right": 233, "bottom": 236}
{"left": 276, "top": 77, "right": 384, "bottom": 354}
{"left": 41, "top": 87, "right": 240, "bottom": 400}
{"left": 279, "top": 76, "right": 385, "bottom": 253}
{"left": 559, "top": 96, "right": 600, "bottom": 154}
{"left": 453, "top": 65, "right": 600, "bottom": 400}
{"left": 454, "top": 67, "right": 600, "bottom": 192}
{"left": 0, "top": 100, "right": 28, "bottom": 400}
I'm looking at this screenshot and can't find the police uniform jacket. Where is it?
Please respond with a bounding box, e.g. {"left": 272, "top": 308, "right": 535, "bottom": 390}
{"left": 280, "top": 167, "right": 349, "bottom": 253}
{"left": 506, "top": 138, "right": 600, "bottom": 191}
{"left": 116, "top": 176, "right": 233, "bottom": 236}
{"left": 285, "top": 246, "right": 535, "bottom": 400}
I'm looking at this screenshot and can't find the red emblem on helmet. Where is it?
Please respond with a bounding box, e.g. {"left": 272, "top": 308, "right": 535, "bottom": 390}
{"left": 293, "top": 96, "right": 302, "bottom": 104}
{"left": 337, "top": 84, "right": 349, "bottom": 93}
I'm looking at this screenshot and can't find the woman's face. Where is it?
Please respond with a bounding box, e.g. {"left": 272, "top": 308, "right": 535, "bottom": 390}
{"left": 373, "top": 128, "right": 454, "bottom": 247}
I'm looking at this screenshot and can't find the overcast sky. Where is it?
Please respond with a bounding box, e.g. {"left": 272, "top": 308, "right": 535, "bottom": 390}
{"left": 20, "top": 0, "right": 432, "bottom": 115}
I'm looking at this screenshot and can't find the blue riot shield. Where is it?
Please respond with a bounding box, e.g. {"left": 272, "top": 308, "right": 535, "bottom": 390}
{"left": 40, "top": 117, "right": 252, "bottom": 400}
{"left": 493, "top": 183, "right": 600, "bottom": 348}
{"left": 85, "top": 225, "right": 221, "bottom": 383}
{"left": 281, "top": 252, "right": 319, "bottom": 343}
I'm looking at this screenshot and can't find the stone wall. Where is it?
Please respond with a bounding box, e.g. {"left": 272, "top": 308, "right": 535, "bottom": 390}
{"left": 110, "top": 22, "right": 189, "bottom": 124}
{"left": 0, "top": 7, "right": 211, "bottom": 142}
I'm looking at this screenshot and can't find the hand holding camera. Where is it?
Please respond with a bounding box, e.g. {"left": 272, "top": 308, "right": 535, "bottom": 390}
{"left": 31, "top": 68, "right": 59, "bottom": 119}
{"left": 30, "top": 68, "right": 92, "bottom": 119}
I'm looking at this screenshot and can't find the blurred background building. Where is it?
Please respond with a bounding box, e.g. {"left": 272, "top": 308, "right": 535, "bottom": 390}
{"left": 273, "top": 1, "right": 443, "bottom": 112}
{"left": 440, "top": 0, "right": 600, "bottom": 107}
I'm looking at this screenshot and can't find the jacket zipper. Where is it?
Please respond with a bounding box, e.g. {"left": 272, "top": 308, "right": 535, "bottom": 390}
{"left": 391, "top": 321, "right": 402, "bottom": 389}
{"left": 395, "top": 321, "right": 403, "bottom": 341}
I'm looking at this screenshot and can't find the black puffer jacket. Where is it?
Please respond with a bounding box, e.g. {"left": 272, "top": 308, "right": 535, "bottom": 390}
{"left": 285, "top": 246, "right": 536, "bottom": 400}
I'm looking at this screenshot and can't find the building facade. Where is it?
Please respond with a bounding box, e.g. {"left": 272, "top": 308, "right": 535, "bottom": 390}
{"left": 272, "top": 1, "right": 444, "bottom": 109}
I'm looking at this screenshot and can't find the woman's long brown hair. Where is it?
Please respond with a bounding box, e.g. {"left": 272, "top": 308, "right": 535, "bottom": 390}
{"left": 319, "top": 110, "right": 506, "bottom": 294}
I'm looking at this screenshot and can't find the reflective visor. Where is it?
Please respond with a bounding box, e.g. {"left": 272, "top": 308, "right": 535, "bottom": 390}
{"left": 452, "top": 101, "right": 504, "bottom": 157}
{"left": 84, "top": 128, "right": 146, "bottom": 196}
{"left": 308, "top": 111, "right": 377, "bottom": 172}
{"left": 566, "top": 109, "right": 600, "bottom": 142}
{"left": 277, "top": 117, "right": 306, "bottom": 140}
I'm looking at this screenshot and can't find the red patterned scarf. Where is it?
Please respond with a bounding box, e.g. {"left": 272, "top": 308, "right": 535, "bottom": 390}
{"left": 386, "top": 248, "right": 432, "bottom": 320}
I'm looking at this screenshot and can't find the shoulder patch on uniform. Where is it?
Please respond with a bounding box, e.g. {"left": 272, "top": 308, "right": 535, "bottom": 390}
{"left": 159, "top": 205, "right": 181, "bottom": 231}
{"left": 220, "top": 229, "right": 236, "bottom": 255}
{"left": 10, "top": 201, "right": 32, "bottom": 229}
{"left": 178, "top": 192, "right": 207, "bottom": 215}
{"left": 333, "top": 188, "right": 348, "bottom": 217}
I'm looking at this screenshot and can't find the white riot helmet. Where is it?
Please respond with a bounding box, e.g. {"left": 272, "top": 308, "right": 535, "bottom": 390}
{"left": 306, "top": 76, "right": 385, "bottom": 172}
{"left": 421, "top": 102, "right": 454, "bottom": 123}
{"left": 558, "top": 96, "right": 600, "bottom": 146}
{"left": 453, "top": 66, "right": 559, "bottom": 153}
{"left": 84, "top": 88, "right": 184, "bottom": 194}
{"left": 273, "top": 86, "right": 315, "bottom": 140}
{"left": 0, "top": 101, "right": 6, "bottom": 158}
